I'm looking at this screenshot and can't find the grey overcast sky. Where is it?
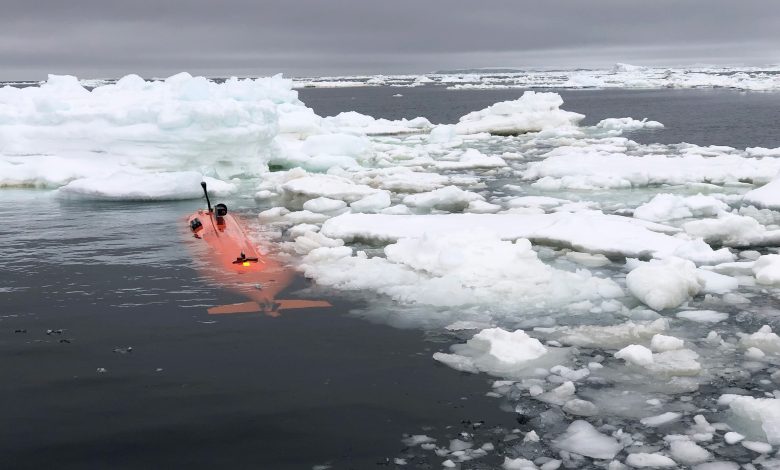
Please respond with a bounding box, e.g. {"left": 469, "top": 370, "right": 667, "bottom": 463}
{"left": 1, "top": 0, "right": 778, "bottom": 81}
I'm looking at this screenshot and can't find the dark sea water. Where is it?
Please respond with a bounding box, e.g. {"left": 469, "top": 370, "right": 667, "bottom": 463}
{"left": 0, "top": 191, "right": 509, "bottom": 469}
{"left": 2, "top": 87, "right": 780, "bottom": 469}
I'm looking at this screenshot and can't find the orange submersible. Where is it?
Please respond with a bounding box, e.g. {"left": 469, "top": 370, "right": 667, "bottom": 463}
{"left": 186, "top": 182, "right": 330, "bottom": 316}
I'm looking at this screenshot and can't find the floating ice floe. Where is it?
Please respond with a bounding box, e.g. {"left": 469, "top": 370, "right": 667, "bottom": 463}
{"left": 595, "top": 117, "right": 664, "bottom": 133}
{"left": 625, "top": 258, "right": 703, "bottom": 310}
{"left": 676, "top": 310, "right": 729, "bottom": 323}
{"left": 614, "top": 344, "right": 702, "bottom": 376}
{"left": 743, "top": 173, "right": 780, "bottom": 209}
{"left": 668, "top": 440, "right": 711, "bottom": 465}
{"left": 752, "top": 255, "right": 780, "bottom": 285}
{"left": 430, "top": 148, "right": 507, "bottom": 170}
{"left": 720, "top": 394, "right": 780, "bottom": 445}
{"left": 551, "top": 420, "right": 622, "bottom": 459}
{"left": 433, "top": 328, "right": 554, "bottom": 377}
{"left": 683, "top": 214, "right": 780, "bottom": 247}
{"left": 58, "top": 172, "right": 235, "bottom": 200}
{"left": 454, "top": 92, "right": 584, "bottom": 135}
{"left": 320, "top": 212, "right": 729, "bottom": 261}
{"left": 300, "top": 231, "right": 623, "bottom": 311}
{"left": 402, "top": 186, "right": 485, "bottom": 212}
{"left": 624, "top": 453, "right": 676, "bottom": 468}
{"left": 280, "top": 174, "right": 382, "bottom": 203}
{"left": 524, "top": 146, "right": 780, "bottom": 190}
{"left": 539, "top": 319, "right": 669, "bottom": 349}
{"left": 633, "top": 193, "right": 729, "bottom": 223}
{"left": 739, "top": 325, "right": 780, "bottom": 354}
{"left": 322, "top": 111, "right": 432, "bottom": 135}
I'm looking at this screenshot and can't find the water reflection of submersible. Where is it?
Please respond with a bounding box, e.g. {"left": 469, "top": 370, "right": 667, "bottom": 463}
{"left": 186, "top": 182, "right": 331, "bottom": 316}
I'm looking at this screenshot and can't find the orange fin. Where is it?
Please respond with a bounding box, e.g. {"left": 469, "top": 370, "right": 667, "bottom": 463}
{"left": 208, "top": 301, "right": 262, "bottom": 315}
{"left": 275, "top": 299, "right": 332, "bottom": 310}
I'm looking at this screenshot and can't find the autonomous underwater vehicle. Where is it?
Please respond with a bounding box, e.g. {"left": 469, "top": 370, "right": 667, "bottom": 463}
{"left": 186, "top": 182, "right": 331, "bottom": 316}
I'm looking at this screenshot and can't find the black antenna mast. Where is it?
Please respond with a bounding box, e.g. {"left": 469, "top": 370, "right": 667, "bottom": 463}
{"left": 200, "top": 182, "right": 213, "bottom": 212}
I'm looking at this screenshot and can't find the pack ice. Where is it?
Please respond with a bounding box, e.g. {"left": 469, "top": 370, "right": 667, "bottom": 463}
{"left": 6, "top": 72, "right": 780, "bottom": 469}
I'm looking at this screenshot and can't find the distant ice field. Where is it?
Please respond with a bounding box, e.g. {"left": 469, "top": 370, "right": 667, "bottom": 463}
{"left": 300, "top": 86, "right": 780, "bottom": 150}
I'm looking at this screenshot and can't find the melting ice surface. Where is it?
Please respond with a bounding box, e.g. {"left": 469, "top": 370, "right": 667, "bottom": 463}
{"left": 4, "top": 70, "right": 780, "bottom": 468}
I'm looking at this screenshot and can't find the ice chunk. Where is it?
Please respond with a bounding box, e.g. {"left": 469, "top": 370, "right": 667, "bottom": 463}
{"left": 626, "top": 258, "right": 702, "bottom": 311}
{"left": 455, "top": 91, "right": 584, "bottom": 135}
{"left": 321, "top": 111, "right": 431, "bottom": 136}
{"left": 433, "top": 328, "right": 549, "bottom": 377}
{"left": 537, "top": 381, "right": 576, "bottom": 406}
{"left": 58, "top": 171, "right": 234, "bottom": 200}
{"left": 615, "top": 345, "right": 701, "bottom": 376}
{"left": 402, "top": 434, "right": 436, "bottom": 446}
{"left": 525, "top": 146, "right": 780, "bottom": 190}
{"left": 402, "top": 186, "right": 484, "bottom": 212}
{"left": 743, "top": 173, "right": 780, "bottom": 209}
{"left": 449, "top": 438, "right": 472, "bottom": 452}
{"left": 503, "top": 458, "right": 538, "bottom": 469}
{"left": 552, "top": 420, "right": 622, "bottom": 459}
{"left": 648, "top": 349, "right": 701, "bottom": 376}
{"left": 640, "top": 412, "right": 682, "bottom": 427}
{"left": 563, "top": 399, "right": 599, "bottom": 416}
{"left": 683, "top": 214, "right": 780, "bottom": 247}
{"left": 669, "top": 440, "right": 711, "bottom": 464}
{"left": 724, "top": 395, "right": 780, "bottom": 444}
{"left": 433, "top": 148, "right": 507, "bottom": 170}
{"left": 466, "top": 200, "right": 502, "bottom": 214}
{"left": 741, "top": 440, "right": 772, "bottom": 453}
{"left": 615, "top": 344, "right": 654, "bottom": 367}
{"left": 624, "top": 453, "right": 676, "bottom": 467}
{"left": 288, "top": 223, "right": 319, "bottom": 238}
{"left": 633, "top": 193, "right": 727, "bottom": 223}
{"left": 551, "top": 319, "right": 668, "bottom": 349}
{"left": 281, "top": 174, "right": 381, "bottom": 202}
{"left": 595, "top": 117, "right": 664, "bottom": 132}
{"left": 723, "top": 432, "right": 744, "bottom": 444}
{"left": 320, "top": 212, "right": 719, "bottom": 261}
{"left": 302, "top": 230, "right": 622, "bottom": 314}
{"left": 691, "top": 463, "right": 738, "bottom": 470}
{"left": 293, "top": 231, "right": 344, "bottom": 255}
{"left": 744, "top": 347, "right": 765, "bottom": 359}
{"left": 300, "top": 133, "right": 371, "bottom": 160}
{"left": 695, "top": 269, "right": 738, "bottom": 294}
{"left": 739, "top": 325, "right": 780, "bottom": 354}
{"left": 753, "top": 255, "right": 780, "bottom": 285}
{"left": 676, "top": 310, "right": 728, "bottom": 323}
{"left": 540, "top": 460, "right": 561, "bottom": 470}
{"left": 0, "top": 73, "right": 295, "bottom": 185}
{"left": 672, "top": 239, "right": 735, "bottom": 265}
{"left": 350, "top": 192, "right": 392, "bottom": 213}
{"left": 302, "top": 197, "right": 347, "bottom": 213}
{"left": 650, "top": 334, "right": 684, "bottom": 352}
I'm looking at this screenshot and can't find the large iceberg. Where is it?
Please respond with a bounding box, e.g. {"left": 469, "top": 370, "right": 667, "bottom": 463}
{"left": 0, "top": 73, "right": 298, "bottom": 185}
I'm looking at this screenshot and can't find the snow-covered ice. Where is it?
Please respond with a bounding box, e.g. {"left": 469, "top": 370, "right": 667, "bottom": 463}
{"left": 433, "top": 328, "right": 552, "bottom": 377}
{"left": 552, "top": 420, "right": 622, "bottom": 459}
{"left": 454, "top": 92, "right": 583, "bottom": 135}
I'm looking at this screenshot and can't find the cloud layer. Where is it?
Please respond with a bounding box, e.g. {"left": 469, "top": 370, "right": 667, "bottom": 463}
{"left": 2, "top": 0, "right": 778, "bottom": 80}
